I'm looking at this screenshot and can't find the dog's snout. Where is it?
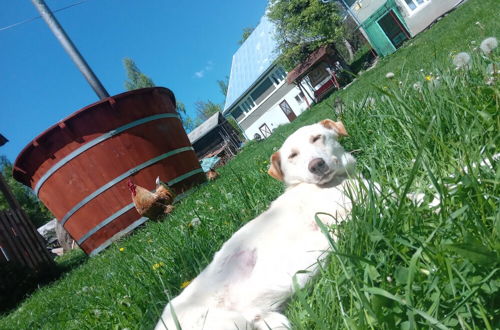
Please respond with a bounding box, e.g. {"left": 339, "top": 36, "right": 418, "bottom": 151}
{"left": 308, "top": 158, "right": 328, "bottom": 175}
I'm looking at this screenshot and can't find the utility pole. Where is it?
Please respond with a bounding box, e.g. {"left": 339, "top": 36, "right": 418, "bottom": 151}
{"left": 31, "top": 0, "right": 109, "bottom": 99}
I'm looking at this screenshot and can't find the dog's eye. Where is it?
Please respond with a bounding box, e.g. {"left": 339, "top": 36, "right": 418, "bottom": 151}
{"left": 311, "top": 135, "right": 322, "bottom": 143}
{"left": 288, "top": 152, "right": 298, "bottom": 159}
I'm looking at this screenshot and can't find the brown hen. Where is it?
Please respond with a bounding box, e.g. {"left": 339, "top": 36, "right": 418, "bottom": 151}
{"left": 127, "top": 177, "right": 175, "bottom": 220}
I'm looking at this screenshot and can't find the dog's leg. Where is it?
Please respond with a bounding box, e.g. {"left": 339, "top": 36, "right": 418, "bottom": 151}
{"left": 253, "top": 312, "right": 290, "bottom": 329}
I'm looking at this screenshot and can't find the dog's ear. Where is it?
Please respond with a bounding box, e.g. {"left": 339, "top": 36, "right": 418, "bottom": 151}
{"left": 319, "top": 119, "right": 348, "bottom": 137}
{"left": 268, "top": 151, "right": 283, "bottom": 181}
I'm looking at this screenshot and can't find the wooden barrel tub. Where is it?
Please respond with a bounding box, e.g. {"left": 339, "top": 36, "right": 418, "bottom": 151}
{"left": 13, "top": 87, "right": 206, "bottom": 255}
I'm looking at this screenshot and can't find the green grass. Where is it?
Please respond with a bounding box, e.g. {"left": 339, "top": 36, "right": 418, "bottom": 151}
{"left": 1, "top": 0, "right": 499, "bottom": 328}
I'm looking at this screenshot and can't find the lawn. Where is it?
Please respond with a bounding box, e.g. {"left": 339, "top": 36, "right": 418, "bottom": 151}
{"left": 1, "top": 0, "right": 499, "bottom": 329}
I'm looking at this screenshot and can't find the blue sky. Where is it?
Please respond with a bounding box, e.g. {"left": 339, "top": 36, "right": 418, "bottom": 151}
{"left": 0, "top": 0, "right": 268, "bottom": 163}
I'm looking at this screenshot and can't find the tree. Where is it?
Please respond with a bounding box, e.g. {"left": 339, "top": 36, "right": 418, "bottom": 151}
{"left": 181, "top": 116, "right": 202, "bottom": 132}
{"left": 194, "top": 100, "right": 222, "bottom": 121}
{"left": 175, "top": 101, "right": 200, "bottom": 132}
{"left": 217, "top": 76, "right": 229, "bottom": 100}
{"left": 123, "top": 58, "right": 155, "bottom": 90}
{"left": 267, "top": 0, "right": 345, "bottom": 70}
{"left": 0, "top": 156, "right": 53, "bottom": 227}
{"left": 176, "top": 101, "right": 187, "bottom": 116}
{"left": 122, "top": 58, "right": 196, "bottom": 131}
{"left": 238, "top": 27, "right": 255, "bottom": 45}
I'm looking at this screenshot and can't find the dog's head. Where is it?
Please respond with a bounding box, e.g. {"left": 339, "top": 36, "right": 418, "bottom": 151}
{"left": 268, "top": 119, "right": 356, "bottom": 186}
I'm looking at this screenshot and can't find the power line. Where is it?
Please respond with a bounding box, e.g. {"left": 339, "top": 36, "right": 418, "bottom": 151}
{"left": 0, "top": 0, "right": 89, "bottom": 32}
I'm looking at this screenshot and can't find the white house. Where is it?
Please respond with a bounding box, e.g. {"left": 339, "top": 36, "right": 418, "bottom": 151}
{"left": 223, "top": 16, "right": 315, "bottom": 140}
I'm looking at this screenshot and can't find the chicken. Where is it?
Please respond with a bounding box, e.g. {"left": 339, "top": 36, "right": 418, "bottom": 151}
{"left": 206, "top": 169, "right": 219, "bottom": 181}
{"left": 127, "top": 177, "right": 176, "bottom": 220}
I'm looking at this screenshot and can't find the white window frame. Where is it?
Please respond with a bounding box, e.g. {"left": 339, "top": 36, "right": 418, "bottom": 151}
{"left": 294, "top": 92, "right": 305, "bottom": 104}
{"left": 400, "top": 0, "right": 431, "bottom": 15}
{"left": 233, "top": 66, "right": 289, "bottom": 124}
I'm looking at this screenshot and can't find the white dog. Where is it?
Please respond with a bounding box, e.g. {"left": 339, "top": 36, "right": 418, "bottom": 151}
{"left": 156, "top": 119, "right": 358, "bottom": 330}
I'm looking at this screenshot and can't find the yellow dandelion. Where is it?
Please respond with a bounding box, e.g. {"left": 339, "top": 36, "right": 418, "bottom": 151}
{"left": 425, "top": 75, "right": 433, "bottom": 81}
{"left": 180, "top": 280, "right": 192, "bottom": 289}
{"left": 119, "top": 247, "right": 125, "bottom": 252}
{"left": 152, "top": 262, "right": 165, "bottom": 270}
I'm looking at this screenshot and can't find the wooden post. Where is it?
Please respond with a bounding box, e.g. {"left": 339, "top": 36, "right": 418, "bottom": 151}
{"left": 297, "top": 79, "right": 315, "bottom": 106}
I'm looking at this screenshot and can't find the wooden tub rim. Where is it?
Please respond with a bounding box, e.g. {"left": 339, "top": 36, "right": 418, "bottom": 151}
{"left": 33, "top": 112, "right": 181, "bottom": 195}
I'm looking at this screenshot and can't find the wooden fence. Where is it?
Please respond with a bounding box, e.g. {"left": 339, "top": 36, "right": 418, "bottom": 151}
{"left": 0, "top": 208, "right": 53, "bottom": 269}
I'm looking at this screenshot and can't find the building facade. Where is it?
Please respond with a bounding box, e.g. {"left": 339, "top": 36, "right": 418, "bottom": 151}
{"left": 223, "top": 16, "right": 315, "bottom": 140}
{"left": 348, "top": 0, "right": 464, "bottom": 56}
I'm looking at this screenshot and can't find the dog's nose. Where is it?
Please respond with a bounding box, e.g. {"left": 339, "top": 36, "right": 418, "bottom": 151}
{"left": 308, "top": 158, "right": 329, "bottom": 175}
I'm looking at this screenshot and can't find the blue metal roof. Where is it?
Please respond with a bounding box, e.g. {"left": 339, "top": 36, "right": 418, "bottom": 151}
{"left": 223, "top": 16, "right": 280, "bottom": 113}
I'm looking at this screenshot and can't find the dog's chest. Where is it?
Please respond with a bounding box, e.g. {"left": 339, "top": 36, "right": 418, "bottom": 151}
{"left": 279, "top": 181, "right": 353, "bottom": 227}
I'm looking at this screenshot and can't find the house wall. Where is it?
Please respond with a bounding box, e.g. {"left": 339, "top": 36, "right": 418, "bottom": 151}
{"left": 353, "top": 0, "right": 463, "bottom": 56}
{"left": 240, "top": 83, "right": 311, "bottom": 139}
{"left": 398, "top": 0, "right": 463, "bottom": 36}
{"left": 352, "top": 0, "right": 387, "bottom": 22}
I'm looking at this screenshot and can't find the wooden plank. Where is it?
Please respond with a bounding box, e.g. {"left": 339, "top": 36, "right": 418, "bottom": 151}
{"left": 4, "top": 210, "right": 36, "bottom": 268}
{"left": 14, "top": 209, "right": 50, "bottom": 267}
{"left": 0, "top": 250, "right": 7, "bottom": 263}
{"left": 0, "top": 236, "right": 10, "bottom": 263}
{"left": 0, "top": 211, "right": 31, "bottom": 267}
{"left": 11, "top": 210, "right": 45, "bottom": 266}
{"left": 14, "top": 209, "right": 53, "bottom": 265}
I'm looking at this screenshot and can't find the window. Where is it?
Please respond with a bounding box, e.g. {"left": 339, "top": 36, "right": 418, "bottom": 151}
{"left": 403, "top": 0, "right": 428, "bottom": 11}
{"left": 308, "top": 62, "right": 330, "bottom": 87}
{"left": 271, "top": 67, "right": 287, "bottom": 84}
{"left": 238, "top": 97, "right": 255, "bottom": 113}
{"left": 231, "top": 106, "right": 245, "bottom": 121}
{"left": 295, "top": 92, "right": 305, "bottom": 104}
{"left": 251, "top": 78, "right": 276, "bottom": 104}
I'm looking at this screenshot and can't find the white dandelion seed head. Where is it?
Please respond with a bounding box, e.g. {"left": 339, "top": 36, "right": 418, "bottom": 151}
{"left": 486, "top": 63, "right": 494, "bottom": 75}
{"left": 453, "top": 52, "right": 471, "bottom": 69}
{"left": 413, "top": 81, "right": 422, "bottom": 91}
{"left": 190, "top": 217, "right": 201, "bottom": 227}
{"left": 420, "top": 268, "right": 430, "bottom": 276}
{"left": 480, "top": 37, "right": 498, "bottom": 55}
{"left": 365, "top": 97, "right": 376, "bottom": 107}
{"left": 486, "top": 63, "right": 500, "bottom": 75}
{"left": 385, "top": 72, "right": 395, "bottom": 79}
